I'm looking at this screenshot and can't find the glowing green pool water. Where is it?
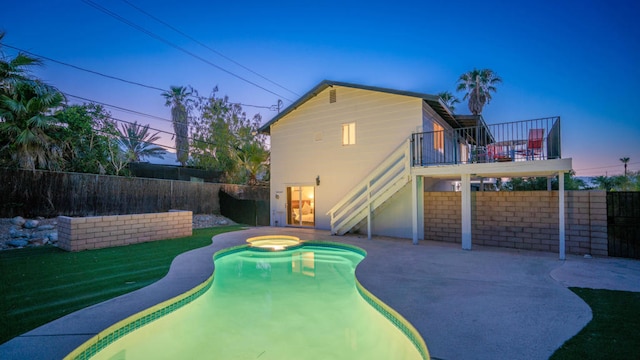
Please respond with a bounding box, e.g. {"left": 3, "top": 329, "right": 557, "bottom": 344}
{"left": 87, "top": 243, "right": 426, "bottom": 359}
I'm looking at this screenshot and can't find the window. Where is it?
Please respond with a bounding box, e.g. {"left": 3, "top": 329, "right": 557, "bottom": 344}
{"left": 342, "top": 122, "right": 356, "bottom": 145}
{"left": 433, "top": 122, "right": 444, "bottom": 151}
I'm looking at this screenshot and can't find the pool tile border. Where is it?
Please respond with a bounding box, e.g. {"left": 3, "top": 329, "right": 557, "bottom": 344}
{"left": 64, "top": 275, "right": 214, "bottom": 360}
{"left": 64, "top": 242, "right": 429, "bottom": 360}
{"left": 356, "top": 280, "right": 430, "bottom": 360}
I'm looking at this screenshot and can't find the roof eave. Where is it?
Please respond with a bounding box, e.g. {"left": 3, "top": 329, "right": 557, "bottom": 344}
{"left": 258, "top": 80, "right": 459, "bottom": 133}
{"left": 258, "top": 80, "right": 334, "bottom": 134}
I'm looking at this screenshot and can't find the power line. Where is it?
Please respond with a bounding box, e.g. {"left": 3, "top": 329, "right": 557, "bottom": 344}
{"left": 81, "top": 0, "right": 293, "bottom": 102}
{"left": 120, "top": 0, "right": 299, "bottom": 98}
{"left": 1, "top": 43, "right": 277, "bottom": 110}
{"left": 99, "top": 114, "right": 218, "bottom": 151}
{"left": 574, "top": 161, "right": 639, "bottom": 172}
{"left": 65, "top": 93, "right": 174, "bottom": 123}
{"left": 94, "top": 127, "right": 177, "bottom": 152}
{"left": 61, "top": 100, "right": 245, "bottom": 153}
{"left": 1, "top": 43, "right": 166, "bottom": 92}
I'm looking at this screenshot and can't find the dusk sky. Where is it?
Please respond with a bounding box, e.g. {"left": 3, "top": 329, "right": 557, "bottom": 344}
{"left": 2, "top": 0, "right": 639, "bottom": 176}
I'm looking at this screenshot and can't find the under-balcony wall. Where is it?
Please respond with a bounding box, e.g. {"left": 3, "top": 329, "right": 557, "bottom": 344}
{"left": 57, "top": 211, "right": 192, "bottom": 252}
{"left": 424, "top": 191, "right": 607, "bottom": 256}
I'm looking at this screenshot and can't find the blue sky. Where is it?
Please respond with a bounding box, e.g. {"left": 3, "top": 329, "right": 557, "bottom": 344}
{"left": 2, "top": 0, "right": 639, "bottom": 176}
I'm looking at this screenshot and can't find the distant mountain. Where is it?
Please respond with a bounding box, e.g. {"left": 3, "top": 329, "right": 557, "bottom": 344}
{"left": 145, "top": 151, "right": 180, "bottom": 166}
{"left": 576, "top": 176, "right": 596, "bottom": 188}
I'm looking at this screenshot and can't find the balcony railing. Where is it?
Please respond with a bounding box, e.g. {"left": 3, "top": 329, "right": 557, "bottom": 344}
{"left": 411, "top": 116, "right": 561, "bottom": 166}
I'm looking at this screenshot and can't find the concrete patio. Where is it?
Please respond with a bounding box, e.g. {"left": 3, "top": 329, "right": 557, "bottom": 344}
{"left": 1, "top": 227, "right": 639, "bottom": 360}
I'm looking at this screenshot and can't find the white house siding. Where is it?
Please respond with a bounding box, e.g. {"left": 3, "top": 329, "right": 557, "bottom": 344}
{"left": 370, "top": 184, "right": 414, "bottom": 237}
{"left": 270, "top": 85, "right": 423, "bottom": 236}
{"left": 420, "top": 101, "right": 459, "bottom": 164}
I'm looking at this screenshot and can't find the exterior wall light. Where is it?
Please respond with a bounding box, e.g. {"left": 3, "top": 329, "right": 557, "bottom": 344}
{"left": 316, "top": 176, "right": 320, "bottom": 186}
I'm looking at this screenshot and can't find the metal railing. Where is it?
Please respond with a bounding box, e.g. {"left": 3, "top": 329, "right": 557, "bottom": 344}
{"left": 327, "top": 139, "right": 411, "bottom": 235}
{"left": 411, "top": 116, "right": 561, "bottom": 166}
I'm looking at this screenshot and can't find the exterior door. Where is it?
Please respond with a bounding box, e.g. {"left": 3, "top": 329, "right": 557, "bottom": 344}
{"left": 286, "top": 186, "right": 315, "bottom": 227}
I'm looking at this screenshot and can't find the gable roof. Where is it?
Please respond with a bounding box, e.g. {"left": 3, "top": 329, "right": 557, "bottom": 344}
{"left": 258, "top": 80, "right": 460, "bottom": 134}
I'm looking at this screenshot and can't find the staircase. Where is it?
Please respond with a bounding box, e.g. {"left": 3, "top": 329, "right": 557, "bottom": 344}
{"left": 327, "top": 139, "right": 412, "bottom": 235}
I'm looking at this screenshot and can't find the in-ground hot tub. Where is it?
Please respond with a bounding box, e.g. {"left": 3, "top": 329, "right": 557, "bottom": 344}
{"left": 245, "top": 235, "right": 302, "bottom": 250}
{"left": 66, "top": 236, "right": 430, "bottom": 360}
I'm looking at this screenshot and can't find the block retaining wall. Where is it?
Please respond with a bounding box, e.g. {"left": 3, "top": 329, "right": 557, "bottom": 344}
{"left": 57, "top": 210, "right": 193, "bottom": 252}
{"left": 424, "top": 191, "right": 607, "bottom": 256}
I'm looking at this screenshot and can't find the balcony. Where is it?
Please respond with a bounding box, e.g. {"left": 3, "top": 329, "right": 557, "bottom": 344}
{"left": 411, "top": 116, "right": 561, "bottom": 167}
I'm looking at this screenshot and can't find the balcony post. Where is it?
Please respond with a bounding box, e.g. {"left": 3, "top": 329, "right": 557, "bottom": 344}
{"left": 461, "top": 174, "right": 472, "bottom": 250}
{"left": 558, "top": 171, "right": 566, "bottom": 260}
{"left": 412, "top": 175, "right": 420, "bottom": 245}
{"left": 367, "top": 181, "right": 372, "bottom": 240}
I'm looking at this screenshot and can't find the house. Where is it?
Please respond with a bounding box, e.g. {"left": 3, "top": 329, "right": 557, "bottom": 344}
{"left": 259, "top": 80, "right": 573, "bottom": 258}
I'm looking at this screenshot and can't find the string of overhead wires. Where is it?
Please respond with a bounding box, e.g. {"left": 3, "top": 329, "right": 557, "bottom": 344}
{"left": 88, "top": 112, "right": 222, "bottom": 152}
{"left": 60, "top": 95, "right": 228, "bottom": 151}
{"left": 574, "top": 162, "right": 639, "bottom": 174}
{"left": 81, "top": 0, "right": 293, "bottom": 102}
{"left": 119, "top": 0, "right": 299, "bottom": 98}
{"left": 64, "top": 92, "right": 174, "bottom": 123}
{"left": 93, "top": 127, "right": 180, "bottom": 152}
{"left": 0, "top": 43, "right": 277, "bottom": 110}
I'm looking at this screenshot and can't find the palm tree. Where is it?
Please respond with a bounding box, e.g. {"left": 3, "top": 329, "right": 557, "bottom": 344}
{"left": 0, "top": 32, "right": 42, "bottom": 93}
{"left": 592, "top": 175, "right": 615, "bottom": 191}
{"left": 0, "top": 81, "right": 66, "bottom": 170}
{"left": 456, "top": 68, "right": 502, "bottom": 115}
{"left": 620, "top": 157, "right": 630, "bottom": 176}
{"left": 117, "top": 121, "right": 166, "bottom": 162}
{"left": 437, "top": 91, "right": 460, "bottom": 113}
{"left": 234, "top": 142, "right": 269, "bottom": 185}
{"left": 162, "top": 86, "right": 192, "bottom": 166}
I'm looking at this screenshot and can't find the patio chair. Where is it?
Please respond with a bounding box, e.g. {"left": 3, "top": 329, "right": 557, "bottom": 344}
{"left": 471, "top": 145, "right": 488, "bottom": 163}
{"left": 487, "top": 144, "right": 511, "bottom": 162}
{"left": 524, "top": 129, "right": 544, "bottom": 160}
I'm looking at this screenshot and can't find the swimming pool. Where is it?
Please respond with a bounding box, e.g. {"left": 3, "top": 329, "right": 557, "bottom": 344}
{"left": 66, "top": 238, "right": 429, "bottom": 359}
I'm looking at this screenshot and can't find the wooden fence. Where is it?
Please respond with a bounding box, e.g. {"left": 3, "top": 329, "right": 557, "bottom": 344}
{"left": 0, "top": 168, "right": 224, "bottom": 217}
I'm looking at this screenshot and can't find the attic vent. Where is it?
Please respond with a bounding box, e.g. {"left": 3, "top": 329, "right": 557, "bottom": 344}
{"left": 329, "top": 89, "right": 336, "bottom": 103}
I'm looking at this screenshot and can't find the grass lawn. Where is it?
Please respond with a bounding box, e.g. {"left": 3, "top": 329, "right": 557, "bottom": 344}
{"left": 0, "top": 225, "right": 242, "bottom": 345}
{"left": 551, "top": 287, "right": 640, "bottom": 360}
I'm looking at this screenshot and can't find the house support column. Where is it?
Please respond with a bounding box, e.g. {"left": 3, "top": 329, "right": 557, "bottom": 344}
{"left": 417, "top": 176, "right": 424, "bottom": 241}
{"left": 558, "top": 171, "right": 566, "bottom": 260}
{"left": 367, "top": 182, "right": 372, "bottom": 240}
{"left": 461, "top": 174, "right": 472, "bottom": 250}
{"left": 412, "top": 175, "right": 421, "bottom": 245}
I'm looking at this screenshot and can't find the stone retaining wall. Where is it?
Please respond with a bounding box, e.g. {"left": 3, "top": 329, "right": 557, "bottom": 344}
{"left": 57, "top": 211, "right": 192, "bottom": 252}
{"left": 424, "top": 191, "right": 607, "bottom": 256}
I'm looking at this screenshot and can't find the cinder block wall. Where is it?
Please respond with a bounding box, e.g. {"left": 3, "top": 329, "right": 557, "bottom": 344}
{"left": 424, "top": 191, "right": 607, "bottom": 256}
{"left": 57, "top": 211, "right": 193, "bottom": 252}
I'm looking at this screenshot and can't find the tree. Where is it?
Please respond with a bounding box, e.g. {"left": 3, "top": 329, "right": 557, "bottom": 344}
{"left": 162, "top": 86, "right": 192, "bottom": 166}
{"left": 437, "top": 91, "right": 460, "bottom": 113}
{"left": 456, "top": 68, "right": 502, "bottom": 115}
{"left": 0, "top": 80, "right": 66, "bottom": 170}
{"left": 54, "top": 103, "right": 116, "bottom": 174}
{"left": 234, "top": 142, "right": 269, "bottom": 185}
{"left": 190, "top": 87, "right": 269, "bottom": 184}
{"left": 501, "top": 171, "right": 587, "bottom": 191}
{"left": 1, "top": 32, "right": 62, "bottom": 170}
{"left": 0, "top": 32, "right": 42, "bottom": 93}
{"left": 117, "top": 121, "right": 166, "bottom": 162}
{"left": 592, "top": 175, "right": 615, "bottom": 191}
{"left": 620, "top": 157, "right": 630, "bottom": 176}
